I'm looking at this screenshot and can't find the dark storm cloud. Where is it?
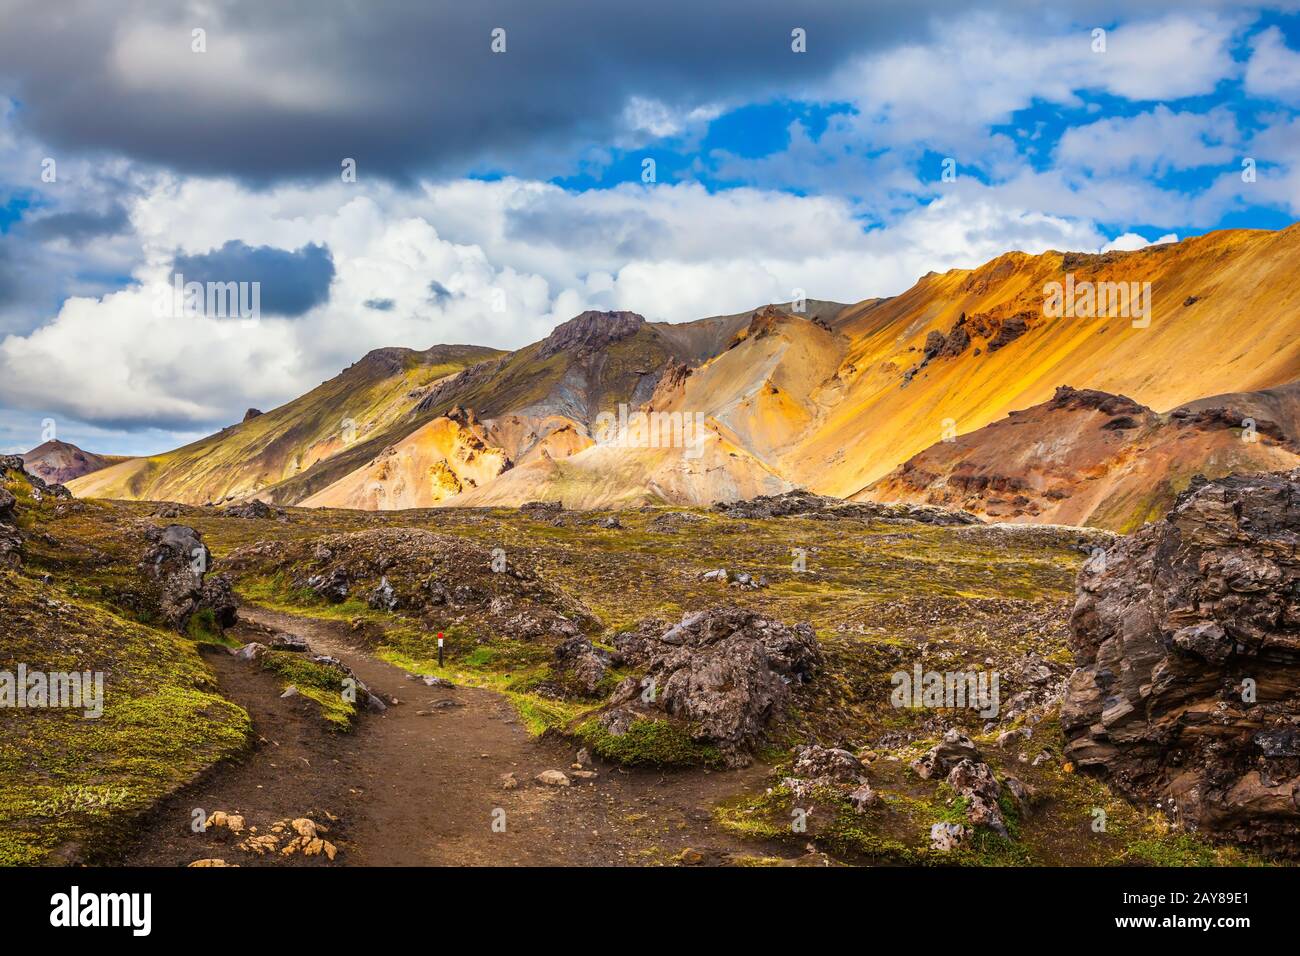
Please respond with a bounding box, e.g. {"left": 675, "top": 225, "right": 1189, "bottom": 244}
{"left": 172, "top": 241, "right": 335, "bottom": 316}
{"left": 24, "top": 204, "right": 130, "bottom": 244}
{"left": 0, "top": 0, "right": 981, "bottom": 183}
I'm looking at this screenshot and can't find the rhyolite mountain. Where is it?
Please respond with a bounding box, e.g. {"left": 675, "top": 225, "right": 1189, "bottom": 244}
{"left": 68, "top": 226, "right": 1300, "bottom": 530}
{"left": 865, "top": 383, "right": 1300, "bottom": 532}
{"left": 21, "top": 440, "right": 126, "bottom": 485}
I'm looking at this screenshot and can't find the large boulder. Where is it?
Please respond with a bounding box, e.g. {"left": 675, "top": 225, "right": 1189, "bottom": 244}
{"left": 910, "top": 728, "right": 982, "bottom": 780}
{"left": 140, "top": 524, "right": 234, "bottom": 631}
{"left": 553, "top": 636, "right": 610, "bottom": 697}
{"left": 218, "top": 499, "right": 281, "bottom": 520}
{"left": 0, "top": 483, "right": 19, "bottom": 569}
{"left": 602, "top": 607, "right": 821, "bottom": 765}
{"left": 1061, "top": 470, "right": 1300, "bottom": 855}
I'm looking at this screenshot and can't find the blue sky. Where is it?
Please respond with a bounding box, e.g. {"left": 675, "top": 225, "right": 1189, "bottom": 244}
{"left": 0, "top": 0, "right": 1298, "bottom": 455}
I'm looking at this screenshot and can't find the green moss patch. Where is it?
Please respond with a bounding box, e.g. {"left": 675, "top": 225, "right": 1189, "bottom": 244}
{"left": 573, "top": 716, "right": 725, "bottom": 769}
{"left": 257, "top": 650, "right": 357, "bottom": 729}
{"left": 0, "top": 571, "right": 251, "bottom": 865}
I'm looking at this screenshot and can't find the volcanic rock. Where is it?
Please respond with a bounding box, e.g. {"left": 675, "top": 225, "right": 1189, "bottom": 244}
{"left": 601, "top": 606, "right": 821, "bottom": 765}
{"left": 219, "top": 499, "right": 280, "bottom": 519}
{"left": 910, "top": 728, "right": 982, "bottom": 780}
{"left": 1061, "top": 469, "right": 1300, "bottom": 856}
{"left": 714, "top": 489, "right": 978, "bottom": 526}
{"left": 140, "top": 524, "right": 218, "bottom": 630}
{"left": 553, "top": 635, "right": 610, "bottom": 697}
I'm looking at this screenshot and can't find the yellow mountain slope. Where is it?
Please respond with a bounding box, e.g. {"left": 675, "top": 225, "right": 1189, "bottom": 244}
{"left": 68, "top": 345, "right": 501, "bottom": 504}
{"left": 790, "top": 225, "right": 1300, "bottom": 499}
{"left": 299, "top": 408, "right": 514, "bottom": 509}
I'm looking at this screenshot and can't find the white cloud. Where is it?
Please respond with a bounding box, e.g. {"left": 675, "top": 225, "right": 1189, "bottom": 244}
{"left": 1054, "top": 106, "right": 1238, "bottom": 176}
{"left": 0, "top": 173, "right": 1126, "bottom": 431}
{"left": 620, "top": 97, "right": 721, "bottom": 141}
{"left": 1101, "top": 231, "right": 1179, "bottom": 252}
{"left": 1245, "top": 26, "right": 1300, "bottom": 103}
{"left": 821, "top": 11, "right": 1242, "bottom": 158}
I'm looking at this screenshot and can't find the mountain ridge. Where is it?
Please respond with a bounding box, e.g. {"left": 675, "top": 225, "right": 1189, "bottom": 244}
{"left": 66, "top": 225, "right": 1300, "bottom": 529}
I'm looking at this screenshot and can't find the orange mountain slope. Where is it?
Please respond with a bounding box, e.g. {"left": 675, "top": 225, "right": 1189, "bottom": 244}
{"left": 794, "top": 225, "right": 1300, "bottom": 499}
{"left": 299, "top": 407, "right": 514, "bottom": 509}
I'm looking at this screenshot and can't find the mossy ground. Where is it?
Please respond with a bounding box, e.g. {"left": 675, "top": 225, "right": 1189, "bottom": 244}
{"left": 0, "top": 570, "right": 250, "bottom": 865}
{"left": 257, "top": 650, "right": 358, "bottom": 729}
{"left": 10, "top": 489, "right": 1279, "bottom": 866}
{"left": 573, "top": 716, "right": 726, "bottom": 769}
{"left": 714, "top": 719, "right": 1267, "bottom": 867}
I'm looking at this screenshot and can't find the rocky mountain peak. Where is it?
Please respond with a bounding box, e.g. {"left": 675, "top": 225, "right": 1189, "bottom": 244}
{"left": 350, "top": 347, "right": 412, "bottom": 377}
{"left": 537, "top": 310, "right": 645, "bottom": 359}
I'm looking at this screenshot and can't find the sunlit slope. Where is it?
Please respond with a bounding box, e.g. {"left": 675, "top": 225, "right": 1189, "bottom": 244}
{"left": 445, "top": 428, "right": 791, "bottom": 508}
{"left": 796, "top": 226, "right": 1300, "bottom": 498}
{"left": 672, "top": 306, "right": 847, "bottom": 468}
{"left": 295, "top": 308, "right": 823, "bottom": 510}
{"left": 299, "top": 411, "right": 513, "bottom": 509}
{"left": 68, "top": 345, "right": 501, "bottom": 504}
{"left": 440, "top": 307, "right": 835, "bottom": 508}
{"left": 260, "top": 313, "right": 692, "bottom": 506}
{"left": 65, "top": 227, "right": 1300, "bottom": 513}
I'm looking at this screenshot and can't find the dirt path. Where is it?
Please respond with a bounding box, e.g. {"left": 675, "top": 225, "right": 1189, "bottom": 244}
{"left": 122, "top": 605, "right": 794, "bottom": 866}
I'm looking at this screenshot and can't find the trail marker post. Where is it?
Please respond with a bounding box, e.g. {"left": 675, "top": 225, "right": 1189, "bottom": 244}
{"left": 438, "top": 632, "right": 445, "bottom": 668}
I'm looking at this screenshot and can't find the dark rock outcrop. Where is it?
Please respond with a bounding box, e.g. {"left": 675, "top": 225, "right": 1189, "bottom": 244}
{"left": 986, "top": 313, "right": 1029, "bottom": 352}
{"left": 367, "top": 575, "right": 398, "bottom": 612}
{"left": 1048, "top": 385, "right": 1147, "bottom": 417}
{"left": 2, "top": 454, "right": 71, "bottom": 500}
{"left": 1061, "top": 469, "right": 1300, "bottom": 855}
{"left": 946, "top": 758, "right": 1008, "bottom": 836}
{"left": 140, "top": 524, "right": 233, "bottom": 631}
{"left": 520, "top": 500, "right": 563, "bottom": 518}
{"left": 601, "top": 607, "right": 821, "bottom": 765}
{"left": 0, "top": 456, "right": 76, "bottom": 567}
{"left": 781, "top": 743, "right": 870, "bottom": 804}
{"left": 714, "top": 489, "right": 980, "bottom": 526}
{"left": 910, "top": 728, "right": 983, "bottom": 780}
{"left": 536, "top": 310, "right": 645, "bottom": 360}
{"left": 553, "top": 635, "right": 610, "bottom": 697}
{"left": 219, "top": 499, "right": 282, "bottom": 520}
{"left": 200, "top": 573, "right": 239, "bottom": 628}
{"left": 0, "top": 487, "right": 19, "bottom": 570}
{"left": 791, "top": 744, "right": 865, "bottom": 783}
